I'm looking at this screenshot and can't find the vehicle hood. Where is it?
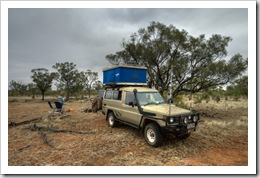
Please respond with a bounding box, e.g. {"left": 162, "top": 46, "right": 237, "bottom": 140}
{"left": 142, "top": 104, "right": 191, "bottom": 116}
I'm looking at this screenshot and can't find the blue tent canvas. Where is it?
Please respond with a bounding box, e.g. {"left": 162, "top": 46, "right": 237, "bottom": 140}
{"left": 103, "top": 65, "right": 147, "bottom": 86}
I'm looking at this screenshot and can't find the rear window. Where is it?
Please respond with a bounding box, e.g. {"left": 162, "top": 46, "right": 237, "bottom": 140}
{"left": 104, "top": 90, "right": 122, "bottom": 100}
{"left": 113, "top": 90, "right": 122, "bottom": 100}
{"left": 98, "top": 90, "right": 104, "bottom": 98}
{"left": 104, "top": 90, "right": 113, "bottom": 99}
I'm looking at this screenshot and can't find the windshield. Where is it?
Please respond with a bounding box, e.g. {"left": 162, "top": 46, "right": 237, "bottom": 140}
{"left": 136, "top": 92, "right": 166, "bottom": 106}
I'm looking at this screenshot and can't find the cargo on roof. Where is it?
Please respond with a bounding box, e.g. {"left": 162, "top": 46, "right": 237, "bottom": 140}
{"left": 103, "top": 65, "right": 147, "bottom": 86}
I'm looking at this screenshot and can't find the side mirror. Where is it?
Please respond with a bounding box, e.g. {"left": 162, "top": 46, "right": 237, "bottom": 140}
{"left": 128, "top": 101, "right": 134, "bottom": 107}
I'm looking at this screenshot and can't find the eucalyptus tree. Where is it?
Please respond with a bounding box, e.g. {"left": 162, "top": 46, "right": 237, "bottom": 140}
{"left": 31, "top": 68, "right": 56, "bottom": 100}
{"left": 227, "top": 75, "right": 248, "bottom": 97}
{"left": 93, "top": 80, "right": 103, "bottom": 91}
{"left": 9, "top": 80, "right": 27, "bottom": 96}
{"left": 81, "top": 69, "right": 99, "bottom": 98}
{"left": 27, "top": 83, "right": 38, "bottom": 98}
{"left": 106, "top": 21, "right": 247, "bottom": 97}
{"left": 52, "top": 62, "right": 83, "bottom": 101}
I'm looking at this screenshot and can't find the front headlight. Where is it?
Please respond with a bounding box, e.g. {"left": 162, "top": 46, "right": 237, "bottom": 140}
{"left": 183, "top": 117, "right": 188, "bottom": 124}
{"left": 193, "top": 115, "right": 198, "bottom": 122}
{"left": 169, "top": 118, "right": 174, "bottom": 123}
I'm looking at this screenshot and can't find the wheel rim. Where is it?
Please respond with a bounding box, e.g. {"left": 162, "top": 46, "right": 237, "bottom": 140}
{"left": 109, "top": 115, "right": 114, "bottom": 125}
{"left": 146, "top": 128, "right": 156, "bottom": 143}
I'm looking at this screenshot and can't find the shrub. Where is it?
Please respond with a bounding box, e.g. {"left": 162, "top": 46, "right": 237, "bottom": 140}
{"left": 173, "top": 95, "right": 183, "bottom": 105}
{"left": 9, "top": 98, "right": 18, "bottom": 103}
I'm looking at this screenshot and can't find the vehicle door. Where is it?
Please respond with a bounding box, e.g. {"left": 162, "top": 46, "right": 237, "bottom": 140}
{"left": 121, "top": 91, "right": 142, "bottom": 126}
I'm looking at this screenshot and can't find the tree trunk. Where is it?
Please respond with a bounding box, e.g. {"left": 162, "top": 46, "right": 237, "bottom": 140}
{"left": 41, "top": 90, "right": 45, "bottom": 100}
{"left": 65, "top": 82, "right": 70, "bottom": 101}
{"left": 88, "top": 90, "right": 91, "bottom": 99}
{"left": 65, "top": 91, "right": 70, "bottom": 102}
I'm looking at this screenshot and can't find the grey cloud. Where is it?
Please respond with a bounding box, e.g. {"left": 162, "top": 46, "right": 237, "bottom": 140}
{"left": 8, "top": 8, "right": 248, "bottom": 84}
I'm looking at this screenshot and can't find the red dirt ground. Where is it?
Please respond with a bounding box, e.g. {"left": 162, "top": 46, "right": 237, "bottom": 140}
{"left": 7, "top": 97, "right": 248, "bottom": 168}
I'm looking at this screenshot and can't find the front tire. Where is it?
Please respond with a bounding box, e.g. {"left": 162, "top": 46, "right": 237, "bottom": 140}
{"left": 107, "top": 112, "right": 118, "bottom": 128}
{"left": 144, "top": 123, "right": 163, "bottom": 147}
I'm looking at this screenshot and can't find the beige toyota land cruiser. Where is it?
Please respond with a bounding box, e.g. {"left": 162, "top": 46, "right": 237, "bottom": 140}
{"left": 102, "top": 86, "right": 200, "bottom": 147}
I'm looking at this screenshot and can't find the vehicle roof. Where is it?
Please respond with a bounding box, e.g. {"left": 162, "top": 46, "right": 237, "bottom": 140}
{"left": 107, "top": 86, "right": 159, "bottom": 92}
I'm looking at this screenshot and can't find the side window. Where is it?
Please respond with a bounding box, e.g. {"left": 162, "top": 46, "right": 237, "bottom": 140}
{"left": 113, "top": 90, "right": 122, "bottom": 100}
{"left": 98, "top": 90, "right": 104, "bottom": 99}
{"left": 125, "top": 92, "right": 135, "bottom": 105}
{"left": 105, "top": 90, "right": 113, "bottom": 99}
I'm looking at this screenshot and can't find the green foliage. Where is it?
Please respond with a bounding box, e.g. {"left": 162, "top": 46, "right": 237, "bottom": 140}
{"left": 106, "top": 21, "right": 248, "bottom": 97}
{"left": 226, "top": 75, "right": 248, "bottom": 99}
{"left": 9, "top": 62, "right": 102, "bottom": 100}
{"left": 52, "top": 62, "right": 84, "bottom": 101}
{"left": 194, "top": 96, "right": 202, "bottom": 104}
{"left": 45, "top": 90, "right": 62, "bottom": 97}
{"left": 27, "top": 83, "right": 38, "bottom": 99}
{"left": 201, "top": 92, "right": 211, "bottom": 101}
{"left": 81, "top": 69, "right": 99, "bottom": 98}
{"left": 9, "top": 80, "right": 27, "bottom": 96}
{"left": 94, "top": 80, "right": 103, "bottom": 91}
{"left": 192, "top": 87, "right": 225, "bottom": 103}
{"left": 31, "top": 68, "right": 56, "bottom": 100}
{"left": 8, "top": 98, "right": 19, "bottom": 103}
{"left": 173, "top": 95, "right": 184, "bottom": 106}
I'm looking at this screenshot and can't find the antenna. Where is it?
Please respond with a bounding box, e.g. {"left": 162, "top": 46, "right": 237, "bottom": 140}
{"left": 168, "top": 66, "right": 173, "bottom": 116}
{"left": 190, "top": 75, "right": 193, "bottom": 111}
{"left": 190, "top": 91, "right": 193, "bottom": 111}
{"left": 168, "top": 87, "right": 172, "bottom": 115}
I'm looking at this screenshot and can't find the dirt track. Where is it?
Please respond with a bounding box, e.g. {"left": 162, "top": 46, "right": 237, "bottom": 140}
{"left": 8, "top": 97, "right": 248, "bottom": 166}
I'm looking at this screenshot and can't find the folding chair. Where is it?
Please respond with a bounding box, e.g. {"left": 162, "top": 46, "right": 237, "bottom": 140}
{"left": 54, "top": 101, "right": 63, "bottom": 113}
{"left": 48, "top": 101, "right": 63, "bottom": 115}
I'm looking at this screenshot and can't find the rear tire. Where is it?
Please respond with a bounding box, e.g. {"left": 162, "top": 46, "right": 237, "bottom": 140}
{"left": 144, "top": 123, "right": 163, "bottom": 147}
{"left": 107, "top": 112, "right": 118, "bottom": 128}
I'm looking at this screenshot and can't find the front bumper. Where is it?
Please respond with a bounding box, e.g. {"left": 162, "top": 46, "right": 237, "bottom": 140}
{"left": 164, "top": 113, "right": 200, "bottom": 135}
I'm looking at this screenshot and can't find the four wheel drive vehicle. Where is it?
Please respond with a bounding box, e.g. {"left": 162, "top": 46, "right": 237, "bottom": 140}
{"left": 102, "top": 86, "right": 200, "bottom": 147}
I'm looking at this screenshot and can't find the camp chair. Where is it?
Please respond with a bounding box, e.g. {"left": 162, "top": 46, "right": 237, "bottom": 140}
{"left": 48, "top": 101, "right": 63, "bottom": 114}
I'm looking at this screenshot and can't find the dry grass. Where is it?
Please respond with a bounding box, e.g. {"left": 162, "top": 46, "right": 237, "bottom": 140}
{"left": 204, "top": 115, "right": 248, "bottom": 129}
{"left": 8, "top": 96, "right": 248, "bottom": 166}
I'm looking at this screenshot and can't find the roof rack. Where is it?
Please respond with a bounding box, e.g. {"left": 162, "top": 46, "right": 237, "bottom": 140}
{"left": 104, "top": 82, "right": 147, "bottom": 89}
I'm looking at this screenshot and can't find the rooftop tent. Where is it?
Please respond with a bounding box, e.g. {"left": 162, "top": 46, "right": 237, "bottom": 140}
{"left": 103, "top": 65, "right": 147, "bottom": 86}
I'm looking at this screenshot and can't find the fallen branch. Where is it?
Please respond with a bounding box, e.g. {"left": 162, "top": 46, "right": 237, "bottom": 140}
{"left": 9, "top": 118, "right": 41, "bottom": 127}
{"left": 18, "top": 145, "right": 30, "bottom": 152}
{"left": 59, "top": 115, "right": 72, "bottom": 119}
{"left": 84, "top": 108, "right": 93, "bottom": 113}
{"left": 29, "top": 124, "right": 95, "bottom": 134}
{"left": 40, "top": 132, "right": 53, "bottom": 147}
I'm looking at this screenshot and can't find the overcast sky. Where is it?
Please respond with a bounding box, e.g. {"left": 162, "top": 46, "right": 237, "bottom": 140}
{"left": 8, "top": 7, "right": 248, "bottom": 85}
